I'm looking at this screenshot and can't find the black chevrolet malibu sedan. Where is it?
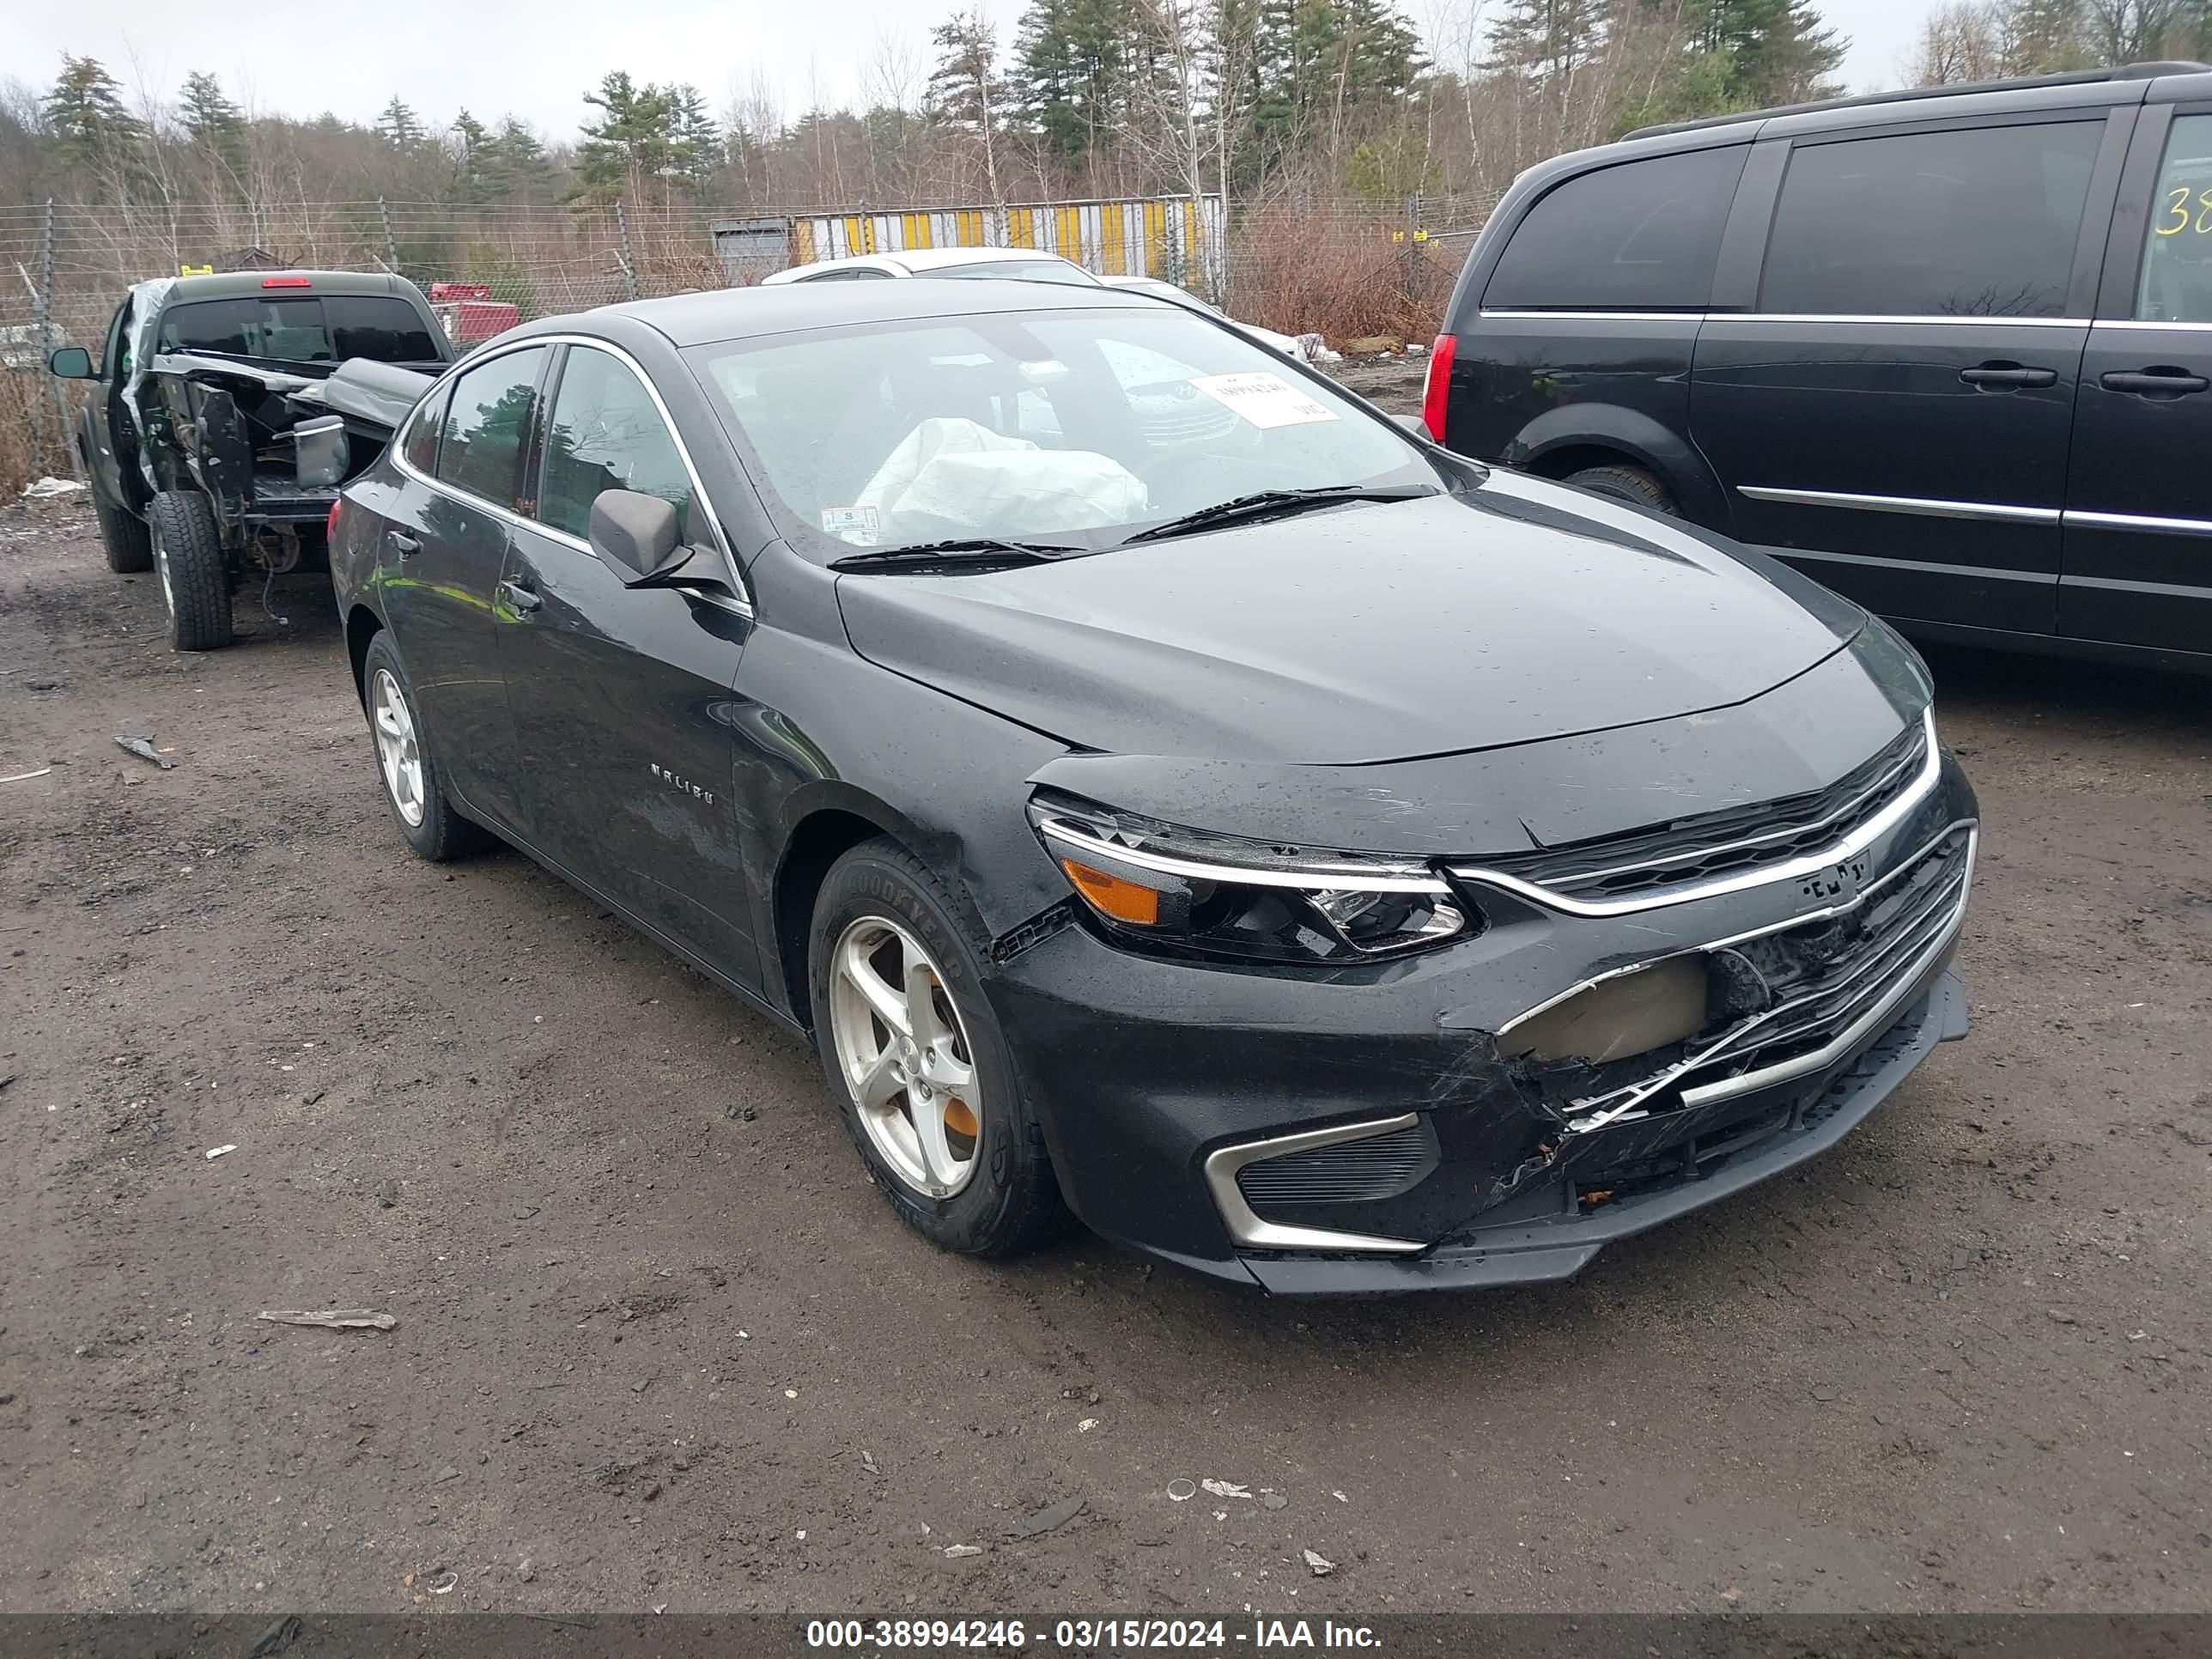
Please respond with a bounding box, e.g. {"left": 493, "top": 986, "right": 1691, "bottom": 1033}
{"left": 328, "top": 280, "right": 1977, "bottom": 1293}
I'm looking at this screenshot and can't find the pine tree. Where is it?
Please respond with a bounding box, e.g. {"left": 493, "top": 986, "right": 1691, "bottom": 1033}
{"left": 927, "top": 9, "right": 1010, "bottom": 200}
{"left": 179, "top": 71, "right": 246, "bottom": 173}
{"left": 1696, "top": 0, "right": 1846, "bottom": 107}
{"left": 1999, "top": 0, "right": 2087, "bottom": 71}
{"left": 43, "top": 56, "right": 145, "bottom": 172}
{"left": 666, "top": 84, "right": 721, "bottom": 198}
{"left": 567, "top": 72, "right": 676, "bottom": 206}
{"left": 1012, "top": 0, "right": 1139, "bottom": 171}
{"left": 451, "top": 108, "right": 494, "bottom": 204}
{"left": 1486, "top": 0, "right": 1609, "bottom": 88}
{"left": 375, "top": 96, "right": 426, "bottom": 150}
{"left": 485, "top": 118, "right": 556, "bottom": 204}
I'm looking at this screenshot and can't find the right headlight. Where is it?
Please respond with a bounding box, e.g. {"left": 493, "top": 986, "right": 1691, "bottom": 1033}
{"left": 1027, "top": 792, "right": 1475, "bottom": 965}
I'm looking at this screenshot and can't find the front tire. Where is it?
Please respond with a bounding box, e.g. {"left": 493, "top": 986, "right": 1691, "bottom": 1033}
{"left": 360, "top": 632, "right": 486, "bottom": 862}
{"left": 147, "top": 490, "right": 233, "bottom": 651}
{"left": 91, "top": 481, "right": 153, "bottom": 573}
{"left": 808, "top": 839, "right": 1067, "bottom": 1257}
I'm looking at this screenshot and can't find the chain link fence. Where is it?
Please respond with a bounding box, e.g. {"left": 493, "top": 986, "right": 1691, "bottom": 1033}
{"left": 0, "top": 193, "right": 1490, "bottom": 492}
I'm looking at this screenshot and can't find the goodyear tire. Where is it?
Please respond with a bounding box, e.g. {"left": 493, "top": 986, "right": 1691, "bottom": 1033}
{"left": 148, "top": 490, "right": 234, "bottom": 652}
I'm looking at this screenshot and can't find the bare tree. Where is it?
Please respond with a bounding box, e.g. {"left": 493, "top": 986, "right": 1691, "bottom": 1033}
{"left": 1908, "top": 0, "right": 2006, "bottom": 82}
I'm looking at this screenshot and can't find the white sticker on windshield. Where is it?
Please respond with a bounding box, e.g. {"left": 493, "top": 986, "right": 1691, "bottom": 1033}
{"left": 1187, "top": 371, "right": 1340, "bottom": 429}
{"left": 819, "top": 504, "right": 880, "bottom": 543}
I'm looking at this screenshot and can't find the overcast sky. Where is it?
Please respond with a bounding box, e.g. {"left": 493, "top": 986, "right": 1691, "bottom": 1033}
{"left": 4, "top": 0, "right": 1930, "bottom": 142}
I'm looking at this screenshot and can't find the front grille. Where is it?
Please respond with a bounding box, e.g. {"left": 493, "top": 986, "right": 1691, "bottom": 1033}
{"left": 1237, "top": 1122, "right": 1437, "bottom": 1207}
{"left": 1564, "top": 823, "right": 1973, "bottom": 1128}
{"left": 1462, "top": 717, "right": 1931, "bottom": 908}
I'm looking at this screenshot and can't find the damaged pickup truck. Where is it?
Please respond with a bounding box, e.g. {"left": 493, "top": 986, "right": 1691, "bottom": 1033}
{"left": 332, "top": 282, "right": 1978, "bottom": 1292}
{"left": 49, "top": 270, "right": 452, "bottom": 650}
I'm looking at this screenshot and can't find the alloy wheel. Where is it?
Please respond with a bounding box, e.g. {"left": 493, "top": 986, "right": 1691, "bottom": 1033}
{"left": 827, "top": 915, "right": 983, "bottom": 1199}
{"left": 370, "top": 667, "right": 427, "bottom": 828}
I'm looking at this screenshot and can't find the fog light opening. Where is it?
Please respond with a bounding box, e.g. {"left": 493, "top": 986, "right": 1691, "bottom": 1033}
{"left": 1500, "top": 955, "right": 1711, "bottom": 1066}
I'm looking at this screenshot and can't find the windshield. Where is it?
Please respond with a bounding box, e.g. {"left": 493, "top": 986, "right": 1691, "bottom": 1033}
{"left": 926, "top": 259, "right": 1101, "bottom": 286}
{"left": 157, "top": 295, "right": 441, "bottom": 368}
{"left": 687, "top": 307, "right": 1437, "bottom": 556}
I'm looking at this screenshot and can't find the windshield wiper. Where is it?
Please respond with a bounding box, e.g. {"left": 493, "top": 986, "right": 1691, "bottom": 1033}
{"left": 1124, "top": 484, "right": 1438, "bottom": 544}
{"left": 830, "top": 538, "right": 1088, "bottom": 572}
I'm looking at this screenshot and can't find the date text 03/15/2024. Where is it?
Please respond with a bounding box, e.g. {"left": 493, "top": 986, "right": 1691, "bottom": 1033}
{"left": 804, "top": 1619, "right": 1384, "bottom": 1650}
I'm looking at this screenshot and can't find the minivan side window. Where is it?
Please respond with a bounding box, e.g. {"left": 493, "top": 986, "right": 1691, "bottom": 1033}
{"left": 537, "top": 346, "right": 695, "bottom": 540}
{"left": 1483, "top": 147, "right": 1747, "bottom": 311}
{"left": 1760, "top": 121, "right": 2104, "bottom": 318}
{"left": 434, "top": 347, "right": 546, "bottom": 507}
{"left": 2137, "top": 113, "right": 2212, "bottom": 324}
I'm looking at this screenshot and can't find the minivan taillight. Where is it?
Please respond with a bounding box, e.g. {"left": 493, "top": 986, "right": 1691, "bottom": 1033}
{"left": 1420, "top": 333, "right": 1456, "bottom": 442}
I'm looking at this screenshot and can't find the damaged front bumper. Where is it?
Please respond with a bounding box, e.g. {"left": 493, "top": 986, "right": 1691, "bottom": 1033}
{"left": 988, "top": 752, "right": 1977, "bottom": 1294}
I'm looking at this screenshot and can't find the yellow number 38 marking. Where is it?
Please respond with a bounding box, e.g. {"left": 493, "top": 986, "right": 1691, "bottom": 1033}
{"left": 2155, "top": 185, "right": 2212, "bottom": 235}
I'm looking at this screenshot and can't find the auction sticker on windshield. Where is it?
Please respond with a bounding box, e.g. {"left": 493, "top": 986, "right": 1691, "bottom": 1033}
{"left": 1187, "top": 371, "right": 1339, "bottom": 428}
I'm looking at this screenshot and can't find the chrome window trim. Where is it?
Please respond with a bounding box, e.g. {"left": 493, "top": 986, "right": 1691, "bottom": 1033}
{"left": 1476, "top": 310, "right": 1708, "bottom": 323}
{"left": 1034, "top": 818, "right": 1452, "bottom": 896}
{"left": 1202, "top": 1115, "right": 1427, "bottom": 1254}
{"left": 1450, "top": 708, "right": 1943, "bottom": 919}
{"left": 387, "top": 331, "right": 753, "bottom": 616}
{"left": 2091, "top": 319, "right": 2212, "bottom": 332}
{"left": 2063, "top": 508, "right": 2212, "bottom": 538}
{"left": 1737, "top": 486, "right": 2060, "bottom": 524}
{"left": 1705, "top": 312, "right": 2085, "bottom": 327}
{"left": 1476, "top": 310, "right": 2090, "bottom": 327}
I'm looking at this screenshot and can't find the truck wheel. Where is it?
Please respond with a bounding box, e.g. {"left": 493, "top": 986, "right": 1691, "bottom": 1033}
{"left": 1565, "top": 463, "right": 1679, "bottom": 517}
{"left": 809, "top": 838, "right": 1070, "bottom": 1258}
{"left": 148, "top": 491, "right": 234, "bottom": 652}
{"left": 360, "top": 632, "right": 488, "bottom": 861}
{"left": 92, "top": 483, "right": 154, "bottom": 574}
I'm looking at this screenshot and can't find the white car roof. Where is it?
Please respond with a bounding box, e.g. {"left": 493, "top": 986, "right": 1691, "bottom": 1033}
{"left": 762, "top": 246, "right": 1099, "bottom": 284}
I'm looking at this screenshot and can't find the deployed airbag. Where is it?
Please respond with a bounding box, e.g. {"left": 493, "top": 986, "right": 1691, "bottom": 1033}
{"left": 846, "top": 417, "right": 1147, "bottom": 546}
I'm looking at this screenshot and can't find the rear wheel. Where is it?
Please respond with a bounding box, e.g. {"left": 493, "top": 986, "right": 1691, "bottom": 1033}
{"left": 147, "top": 490, "right": 234, "bottom": 651}
{"left": 1564, "top": 463, "right": 1679, "bottom": 516}
{"left": 91, "top": 482, "right": 153, "bottom": 573}
{"left": 809, "top": 839, "right": 1068, "bottom": 1257}
{"left": 361, "top": 632, "right": 487, "bottom": 862}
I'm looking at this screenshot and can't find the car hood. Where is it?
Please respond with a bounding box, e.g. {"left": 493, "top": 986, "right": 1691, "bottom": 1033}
{"left": 833, "top": 472, "right": 1863, "bottom": 767}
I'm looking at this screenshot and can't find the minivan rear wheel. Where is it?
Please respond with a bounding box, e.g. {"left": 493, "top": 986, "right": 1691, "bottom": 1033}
{"left": 1565, "top": 463, "right": 1678, "bottom": 516}
{"left": 809, "top": 839, "right": 1068, "bottom": 1256}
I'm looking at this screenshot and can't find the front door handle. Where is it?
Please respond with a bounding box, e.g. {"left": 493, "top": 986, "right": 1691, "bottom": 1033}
{"left": 2100, "top": 367, "right": 2209, "bottom": 397}
{"left": 1959, "top": 362, "right": 2057, "bottom": 389}
{"left": 498, "top": 577, "right": 543, "bottom": 614}
{"left": 386, "top": 530, "right": 421, "bottom": 557}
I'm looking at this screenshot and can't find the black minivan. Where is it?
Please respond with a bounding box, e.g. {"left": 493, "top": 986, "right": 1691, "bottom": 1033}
{"left": 1425, "top": 61, "right": 2212, "bottom": 672}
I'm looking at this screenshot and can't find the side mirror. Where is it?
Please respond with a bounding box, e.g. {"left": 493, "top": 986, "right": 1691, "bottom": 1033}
{"left": 587, "top": 489, "right": 685, "bottom": 584}
{"left": 48, "top": 346, "right": 94, "bottom": 380}
{"left": 1392, "top": 413, "right": 1429, "bottom": 437}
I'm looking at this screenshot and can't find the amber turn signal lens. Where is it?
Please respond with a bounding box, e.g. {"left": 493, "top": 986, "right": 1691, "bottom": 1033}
{"left": 1059, "top": 858, "right": 1163, "bottom": 926}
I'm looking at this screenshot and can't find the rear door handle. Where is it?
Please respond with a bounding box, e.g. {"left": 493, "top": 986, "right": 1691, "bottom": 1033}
{"left": 2100, "top": 368, "right": 2209, "bottom": 397}
{"left": 1959, "top": 362, "right": 2057, "bottom": 389}
{"left": 498, "top": 577, "right": 543, "bottom": 614}
{"left": 386, "top": 531, "right": 421, "bottom": 556}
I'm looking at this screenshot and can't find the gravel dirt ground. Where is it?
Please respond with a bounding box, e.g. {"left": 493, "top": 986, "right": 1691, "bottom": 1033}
{"left": 3, "top": 496, "right": 2209, "bottom": 1620}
